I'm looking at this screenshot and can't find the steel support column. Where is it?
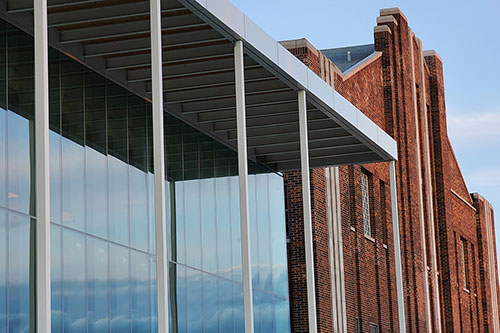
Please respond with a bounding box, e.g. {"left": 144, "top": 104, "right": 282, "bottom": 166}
{"left": 299, "top": 90, "right": 318, "bottom": 333}
{"left": 234, "top": 40, "right": 255, "bottom": 333}
{"left": 150, "top": 0, "right": 169, "bottom": 332}
{"left": 34, "top": 0, "right": 51, "bottom": 331}
{"left": 389, "top": 160, "right": 406, "bottom": 333}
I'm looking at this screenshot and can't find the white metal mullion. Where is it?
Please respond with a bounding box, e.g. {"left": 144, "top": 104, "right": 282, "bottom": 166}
{"left": 150, "top": 0, "right": 169, "bottom": 332}
{"left": 389, "top": 160, "right": 406, "bottom": 333}
{"left": 298, "top": 89, "right": 317, "bottom": 333}
{"left": 34, "top": 0, "right": 51, "bottom": 331}
{"left": 234, "top": 40, "right": 254, "bottom": 333}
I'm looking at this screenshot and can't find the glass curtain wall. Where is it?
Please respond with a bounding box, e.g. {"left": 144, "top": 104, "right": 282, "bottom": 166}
{"left": 0, "top": 19, "right": 290, "bottom": 333}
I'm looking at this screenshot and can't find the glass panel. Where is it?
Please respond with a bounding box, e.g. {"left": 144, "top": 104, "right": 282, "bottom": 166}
{"left": 108, "top": 156, "right": 129, "bottom": 246}
{"left": 253, "top": 290, "right": 261, "bottom": 333}
{"left": 274, "top": 297, "right": 290, "bottom": 333}
{"left": 184, "top": 181, "right": 201, "bottom": 269}
{"left": 248, "top": 176, "right": 260, "bottom": 290}
{"left": 256, "top": 174, "right": 272, "bottom": 291}
{"left": 230, "top": 177, "right": 241, "bottom": 283}
{"left": 50, "top": 132, "right": 61, "bottom": 224}
{"left": 260, "top": 292, "right": 274, "bottom": 332}
{"left": 60, "top": 57, "right": 84, "bottom": 145}
{"left": 0, "top": 108, "right": 5, "bottom": 208}
{"left": 62, "top": 229, "right": 86, "bottom": 332}
{"left": 106, "top": 83, "right": 127, "bottom": 162}
{"left": 110, "top": 243, "right": 130, "bottom": 333}
{"left": 216, "top": 177, "right": 232, "bottom": 280}
{"left": 84, "top": 69, "right": 106, "bottom": 154}
{"left": 201, "top": 179, "right": 217, "bottom": 274}
{"left": 269, "top": 174, "right": 288, "bottom": 297}
{"left": 185, "top": 267, "right": 202, "bottom": 332}
{"left": 150, "top": 257, "right": 157, "bottom": 333}
{"left": 0, "top": 209, "right": 6, "bottom": 331}
{"left": 202, "top": 273, "right": 218, "bottom": 332}
{"left": 7, "top": 211, "right": 31, "bottom": 333}
{"left": 173, "top": 182, "right": 185, "bottom": 264}
{"left": 218, "top": 278, "right": 233, "bottom": 332}
{"left": 7, "top": 111, "right": 32, "bottom": 214}
{"left": 172, "top": 264, "right": 186, "bottom": 333}
{"left": 131, "top": 250, "right": 151, "bottom": 333}
{"left": 129, "top": 167, "right": 148, "bottom": 252}
{"left": 233, "top": 283, "right": 244, "bottom": 332}
{"left": 87, "top": 237, "right": 109, "bottom": 332}
{"left": 149, "top": 173, "right": 156, "bottom": 255}
{"left": 51, "top": 224, "right": 62, "bottom": 333}
{"left": 62, "top": 137, "right": 85, "bottom": 231}
{"left": 86, "top": 147, "right": 107, "bottom": 239}
{"left": 48, "top": 48, "right": 60, "bottom": 134}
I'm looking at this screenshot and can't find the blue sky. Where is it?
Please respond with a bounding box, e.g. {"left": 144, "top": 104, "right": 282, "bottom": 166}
{"left": 229, "top": 0, "right": 500, "bottom": 267}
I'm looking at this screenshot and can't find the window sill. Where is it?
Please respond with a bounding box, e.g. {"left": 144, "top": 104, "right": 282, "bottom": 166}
{"left": 463, "top": 288, "right": 470, "bottom": 294}
{"left": 364, "top": 234, "right": 375, "bottom": 243}
{"left": 350, "top": 226, "right": 356, "bottom": 232}
{"left": 382, "top": 243, "right": 388, "bottom": 249}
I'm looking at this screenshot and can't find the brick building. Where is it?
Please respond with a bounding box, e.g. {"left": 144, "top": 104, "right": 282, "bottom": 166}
{"left": 282, "top": 8, "right": 500, "bottom": 333}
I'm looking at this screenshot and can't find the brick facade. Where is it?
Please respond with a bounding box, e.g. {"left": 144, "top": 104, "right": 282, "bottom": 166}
{"left": 283, "top": 7, "right": 500, "bottom": 332}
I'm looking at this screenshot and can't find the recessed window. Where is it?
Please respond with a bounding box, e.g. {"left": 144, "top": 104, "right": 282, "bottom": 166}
{"left": 361, "top": 173, "right": 371, "bottom": 237}
{"left": 369, "top": 323, "right": 379, "bottom": 333}
{"left": 461, "top": 237, "right": 470, "bottom": 290}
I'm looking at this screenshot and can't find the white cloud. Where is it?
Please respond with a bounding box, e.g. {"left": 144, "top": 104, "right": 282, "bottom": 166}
{"left": 448, "top": 111, "right": 500, "bottom": 140}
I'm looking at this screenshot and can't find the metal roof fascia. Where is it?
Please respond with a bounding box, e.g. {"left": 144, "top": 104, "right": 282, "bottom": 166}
{"left": 179, "top": 0, "right": 398, "bottom": 161}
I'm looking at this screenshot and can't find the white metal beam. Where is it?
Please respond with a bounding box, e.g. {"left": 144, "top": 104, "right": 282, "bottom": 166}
{"left": 299, "top": 89, "right": 318, "bottom": 333}
{"left": 34, "top": 0, "right": 51, "bottom": 331}
{"left": 234, "top": 40, "right": 255, "bottom": 333}
{"left": 389, "top": 160, "right": 406, "bottom": 333}
{"left": 150, "top": 0, "right": 169, "bottom": 332}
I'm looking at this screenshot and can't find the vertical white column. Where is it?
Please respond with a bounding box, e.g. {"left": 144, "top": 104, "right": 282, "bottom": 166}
{"left": 150, "top": 0, "right": 169, "bottom": 332}
{"left": 34, "top": 0, "right": 51, "bottom": 331}
{"left": 298, "top": 90, "right": 318, "bottom": 333}
{"left": 389, "top": 160, "right": 406, "bottom": 333}
{"left": 234, "top": 40, "right": 254, "bottom": 333}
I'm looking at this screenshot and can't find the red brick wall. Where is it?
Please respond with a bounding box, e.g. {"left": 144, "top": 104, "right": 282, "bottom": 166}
{"left": 283, "top": 7, "right": 499, "bottom": 333}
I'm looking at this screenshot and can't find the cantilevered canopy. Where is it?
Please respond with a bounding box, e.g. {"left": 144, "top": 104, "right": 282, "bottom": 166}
{"left": 1, "top": 0, "right": 397, "bottom": 171}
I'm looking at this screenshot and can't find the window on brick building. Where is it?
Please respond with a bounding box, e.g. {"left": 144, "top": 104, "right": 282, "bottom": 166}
{"left": 361, "top": 173, "right": 371, "bottom": 237}
{"left": 369, "top": 323, "right": 379, "bottom": 333}
{"left": 355, "top": 318, "right": 360, "bottom": 333}
{"left": 461, "top": 237, "right": 470, "bottom": 290}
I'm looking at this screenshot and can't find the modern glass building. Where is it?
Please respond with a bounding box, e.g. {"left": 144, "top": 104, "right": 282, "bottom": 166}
{"left": 0, "top": 0, "right": 401, "bottom": 332}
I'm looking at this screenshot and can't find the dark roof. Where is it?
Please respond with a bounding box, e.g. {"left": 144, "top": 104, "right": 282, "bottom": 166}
{"left": 321, "top": 44, "right": 375, "bottom": 73}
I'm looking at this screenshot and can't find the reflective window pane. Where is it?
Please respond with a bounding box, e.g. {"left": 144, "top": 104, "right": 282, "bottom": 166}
{"left": 185, "top": 267, "right": 202, "bottom": 332}
{"left": 50, "top": 132, "right": 61, "bottom": 224}
{"left": 202, "top": 273, "right": 218, "bottom": 332}
{"left": 131, "top": 250, "right": 151, "bottom": 333}
{"left": 7, "top": 212, "right": 31, "bottom": 333}
{"left": 86, "top": 147, "right": 107, "bottom": 239}
{"left": 269, "top": 174, "right": 289, "bottom": 297}
{"left": 62, "top": 229, "right": 86, "bottom": 332}
{"left": 184, "top": 181, "right": 201, "bottom": 269}
{"left": 62, "top": 138, "right": 85, "bottom": 231}
{"left": 0, "top": 209, "right": 6, "bottom": 331}
{"left": 256, "top": 175, "right": 272, "bottom": 291}
{"left": 87, "top": 237, "right": 109, "bottom": 332}
{"left": 108, "top": 156, "right": 129, "bottom": 246}
{"left": 274, "top": 296, "right": 290, "bottom": 333}
{"left": 201, "top": 179, "right": 217, "bottom": 274}
{"left": 110, "top": 244, "right": 130, "bottom": 333}
{"left": 7, "top": 111, "right": 32, "bottom": 214}
{"left": 218, "top": 278, "right": 234, "bottom": 332}
{"left": 230, "top": 177, "right": 241, "bottom": 283}
{"left": 0, "top": 108, "right": 5, "bottom": 208}
{"left": 130, "top": 167, "right": 148, "bottom": 252}
{"left": 51, "top": 224, "right": 62, "bottom": 333}
{"left": 216, "top": 177, "right": 232, "bottom": 280}
{"left": 173, "top": 182, "right": 185, "bottom": 264}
